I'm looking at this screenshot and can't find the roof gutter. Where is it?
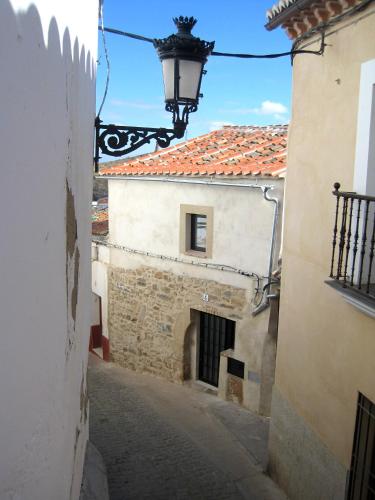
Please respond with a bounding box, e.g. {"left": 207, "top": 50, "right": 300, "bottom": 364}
{"left": 97, "top": 175, "right": 274, "bottom": 191}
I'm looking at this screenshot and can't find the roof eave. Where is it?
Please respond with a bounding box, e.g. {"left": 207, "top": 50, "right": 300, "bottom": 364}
{"left": 98, "top": 174, "right": 284, "bottom": 181}
{"left": 265, "top": 0, "right": 314, "bottom": 30}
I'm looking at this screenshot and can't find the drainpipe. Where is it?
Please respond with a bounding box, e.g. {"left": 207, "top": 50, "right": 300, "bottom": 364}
{"left": 252, "top": 186, "right": 279, "bottom": 316}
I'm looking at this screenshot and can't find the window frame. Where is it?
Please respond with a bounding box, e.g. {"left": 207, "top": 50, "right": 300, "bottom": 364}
{"left": 353, "top": 58, "right": 375, "bottom": 197}
{"left": 180, "top": 204, "right": 213, "bottom": 258}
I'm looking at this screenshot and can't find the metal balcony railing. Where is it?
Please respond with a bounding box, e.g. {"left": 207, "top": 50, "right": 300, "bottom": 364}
{"left": 330, "top": 183, "right": 375, "bottom": 302}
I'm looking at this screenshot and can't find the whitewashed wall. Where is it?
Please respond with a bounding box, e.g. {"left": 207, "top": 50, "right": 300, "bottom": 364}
{"left": 92, "top": 245, "right": 110, "bottom": 339}
{"left": 0, "top": 1, "right": 97, "bottom": 499}
{"left": 108, "top": 178, "right": 284, "bottom": 289}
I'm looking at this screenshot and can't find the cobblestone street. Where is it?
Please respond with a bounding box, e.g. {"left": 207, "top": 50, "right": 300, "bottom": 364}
{"left": 88, "top": 355, "right": 287, "bottom": 500}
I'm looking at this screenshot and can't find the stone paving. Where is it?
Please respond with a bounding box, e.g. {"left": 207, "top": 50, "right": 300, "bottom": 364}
{"left": 88, "top": 354, "right": 287, "bottom": 500}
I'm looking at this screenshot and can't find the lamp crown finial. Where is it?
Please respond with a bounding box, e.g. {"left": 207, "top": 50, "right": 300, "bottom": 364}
{"left": 173, "top": 16, "right": 197, "bottom": 35}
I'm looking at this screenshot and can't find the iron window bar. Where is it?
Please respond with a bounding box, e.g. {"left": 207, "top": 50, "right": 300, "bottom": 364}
{"left": 347, "top": 393, "right": 375, "bottom": 499}
{"left": 329, "top": 183, "right": 375, "bottom": 301}
{"left": 227, "top": 357, "right": 245, "bottom": 379}
{"left": 199, "top": 312, "right": 235, "bottom": 387}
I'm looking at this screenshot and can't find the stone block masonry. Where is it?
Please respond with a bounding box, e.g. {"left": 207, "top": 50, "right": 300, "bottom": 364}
{"left": 108, "top": 264, "right": 250, "bottom": 383}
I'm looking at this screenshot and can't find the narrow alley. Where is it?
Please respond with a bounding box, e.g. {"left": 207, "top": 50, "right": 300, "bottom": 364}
{"left": 88, "top": 355, "right": 287, "bottom": 500}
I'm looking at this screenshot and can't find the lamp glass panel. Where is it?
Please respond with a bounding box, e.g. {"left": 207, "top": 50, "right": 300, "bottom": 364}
{"left": 178, "top": 59, "right": 202, "bottom": 100}
{"left": 162, "top": 59, "right": 175, "bottom": 101}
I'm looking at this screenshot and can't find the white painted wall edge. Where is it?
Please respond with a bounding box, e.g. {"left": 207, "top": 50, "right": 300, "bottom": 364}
{"left": 353, "top": 58, "right": 375, "bottom": 195}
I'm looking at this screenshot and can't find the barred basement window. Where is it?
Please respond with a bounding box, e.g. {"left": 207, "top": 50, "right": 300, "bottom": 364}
{"left": 347, "top": 393, "right": 375, "bottom": 499}
{"left": 227, "top": 357, "right": 244, "bottom": 379}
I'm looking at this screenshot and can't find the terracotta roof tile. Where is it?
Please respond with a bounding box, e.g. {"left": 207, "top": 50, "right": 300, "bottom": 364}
{"left": 266, "top": 0, "right": 366, "bottom": 38}
{"left": 98, "top": 125, "right": 288, "bottom": 178}
{"left": 92, "top": 220, "right": 109, "bottom": 236}
{"left": 92, "top": 206, "right": 108, "bottom": 222}
{"left": 92, "top": 205, "right": 108, "bottom": 236}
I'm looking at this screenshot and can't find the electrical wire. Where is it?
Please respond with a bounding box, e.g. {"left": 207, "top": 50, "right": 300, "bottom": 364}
{"left": 98, "top": 25, "right": 326, "bottom": 60}
{"left": 95, "top": 20, "right": 325, "bottom": 118}
{"left": 211, "top": 35, "right": 325, "bottom": 58}
{"left": 97, "top": 2, "right": 111, "bottom": 118}
{"left": 97, "top": 0, "right": 374, "bottom": 58}
{"left": 101, "top": 26, "right": 154, "bottom": 43}
{"left": 92, "top": 238, "right": 262, "bottom": 295}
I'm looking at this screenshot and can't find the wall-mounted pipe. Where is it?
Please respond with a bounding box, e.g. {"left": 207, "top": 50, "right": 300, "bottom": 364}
{"left": 252, "top": 187, "right": 280, "bottom": 316}
{"left": 97, "top": 174, "right": 273, "bottom": 192}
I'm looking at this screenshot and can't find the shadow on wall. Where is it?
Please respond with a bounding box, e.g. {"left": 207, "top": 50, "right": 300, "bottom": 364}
{"left": 0, "top": 2, "right": 95, "bottom": 500}
{"left": 183, "top": 320, "right": 196, "bottom": 380}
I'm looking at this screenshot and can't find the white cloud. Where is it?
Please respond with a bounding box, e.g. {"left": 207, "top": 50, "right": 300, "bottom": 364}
{"left": 257, "top": 100, "right": 288, "bottom": 115}
{"left": 208, "top": 120, "right": 235, "bottom": 131}
{"left": 227, "top": 100, "right": 288, "bottom": 117}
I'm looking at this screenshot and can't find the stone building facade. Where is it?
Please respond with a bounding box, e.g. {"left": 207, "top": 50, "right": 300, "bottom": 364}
{"left": 93, "top": 126, "right": 287, "bottom": 415}
{"left": 109, "top": 266, "right": 248, "bottom": 385}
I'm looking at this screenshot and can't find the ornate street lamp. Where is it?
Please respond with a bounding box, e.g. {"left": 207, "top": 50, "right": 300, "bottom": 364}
{"left": 95, "top": 17, "right": 214, "bottom": 170}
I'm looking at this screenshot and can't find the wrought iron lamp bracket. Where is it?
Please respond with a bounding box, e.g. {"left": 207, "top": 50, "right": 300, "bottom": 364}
{"left": 94, "top": 116, "right": 187, "bottom": 172}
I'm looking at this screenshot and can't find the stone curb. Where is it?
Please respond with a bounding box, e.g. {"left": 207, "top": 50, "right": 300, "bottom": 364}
{"left": 79, "top": 441, "right": 109, "bottom": 500}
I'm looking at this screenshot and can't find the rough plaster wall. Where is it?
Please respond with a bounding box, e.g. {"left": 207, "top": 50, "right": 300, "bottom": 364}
{"left": 268, "top": 387, "right": 347, "bottom": 500}
{"left": 109, "top": 178, "right": 285, "bottom": 283}
{"left": 259, "top": 296, "right": 279, "bottom": 416}
{"left": 0, "top": 1, "right": 97, "bottom": 499}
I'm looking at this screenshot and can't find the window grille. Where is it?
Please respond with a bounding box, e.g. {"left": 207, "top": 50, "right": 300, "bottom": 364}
{"left": 227, "top": 357, "right": 244, "bottom": 379}
{"left": 347, "top": 393, "right": 375, "bottom": 499}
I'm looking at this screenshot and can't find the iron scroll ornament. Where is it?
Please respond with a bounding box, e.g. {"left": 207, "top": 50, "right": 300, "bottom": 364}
{"left": 94, "top": 117, "right": 186, "bottom": 171}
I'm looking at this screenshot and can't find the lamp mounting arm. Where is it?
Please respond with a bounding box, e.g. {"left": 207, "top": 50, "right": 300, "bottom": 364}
{"left": 94, "top": 117, "right": 186, "bottom": 172}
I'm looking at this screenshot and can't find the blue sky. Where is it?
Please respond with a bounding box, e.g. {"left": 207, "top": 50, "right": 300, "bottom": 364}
{"left": 97, "top": 0, "right": 291, "bottom": 155}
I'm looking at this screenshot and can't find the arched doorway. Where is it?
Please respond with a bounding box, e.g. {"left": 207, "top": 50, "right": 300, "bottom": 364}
{"left": 90, "top": 293, "right": 103, "bottom": 358}
{"left": 182, "top": 310, "right": 200, "bottom": 381}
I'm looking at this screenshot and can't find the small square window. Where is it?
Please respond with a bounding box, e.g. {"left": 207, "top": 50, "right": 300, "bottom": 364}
{"left": 180, "top": 205, "right": 213, "bottom": 258}
{"left": 190, "top": 214, "right": 207, "bottom": 252}
{"left": 227, "top": 358, "right": 245, "bottom": 379}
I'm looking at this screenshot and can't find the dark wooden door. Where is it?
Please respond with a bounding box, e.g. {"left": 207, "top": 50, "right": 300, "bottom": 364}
{"left": 198, "top": 312, "right": 235, "bottom": 387}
